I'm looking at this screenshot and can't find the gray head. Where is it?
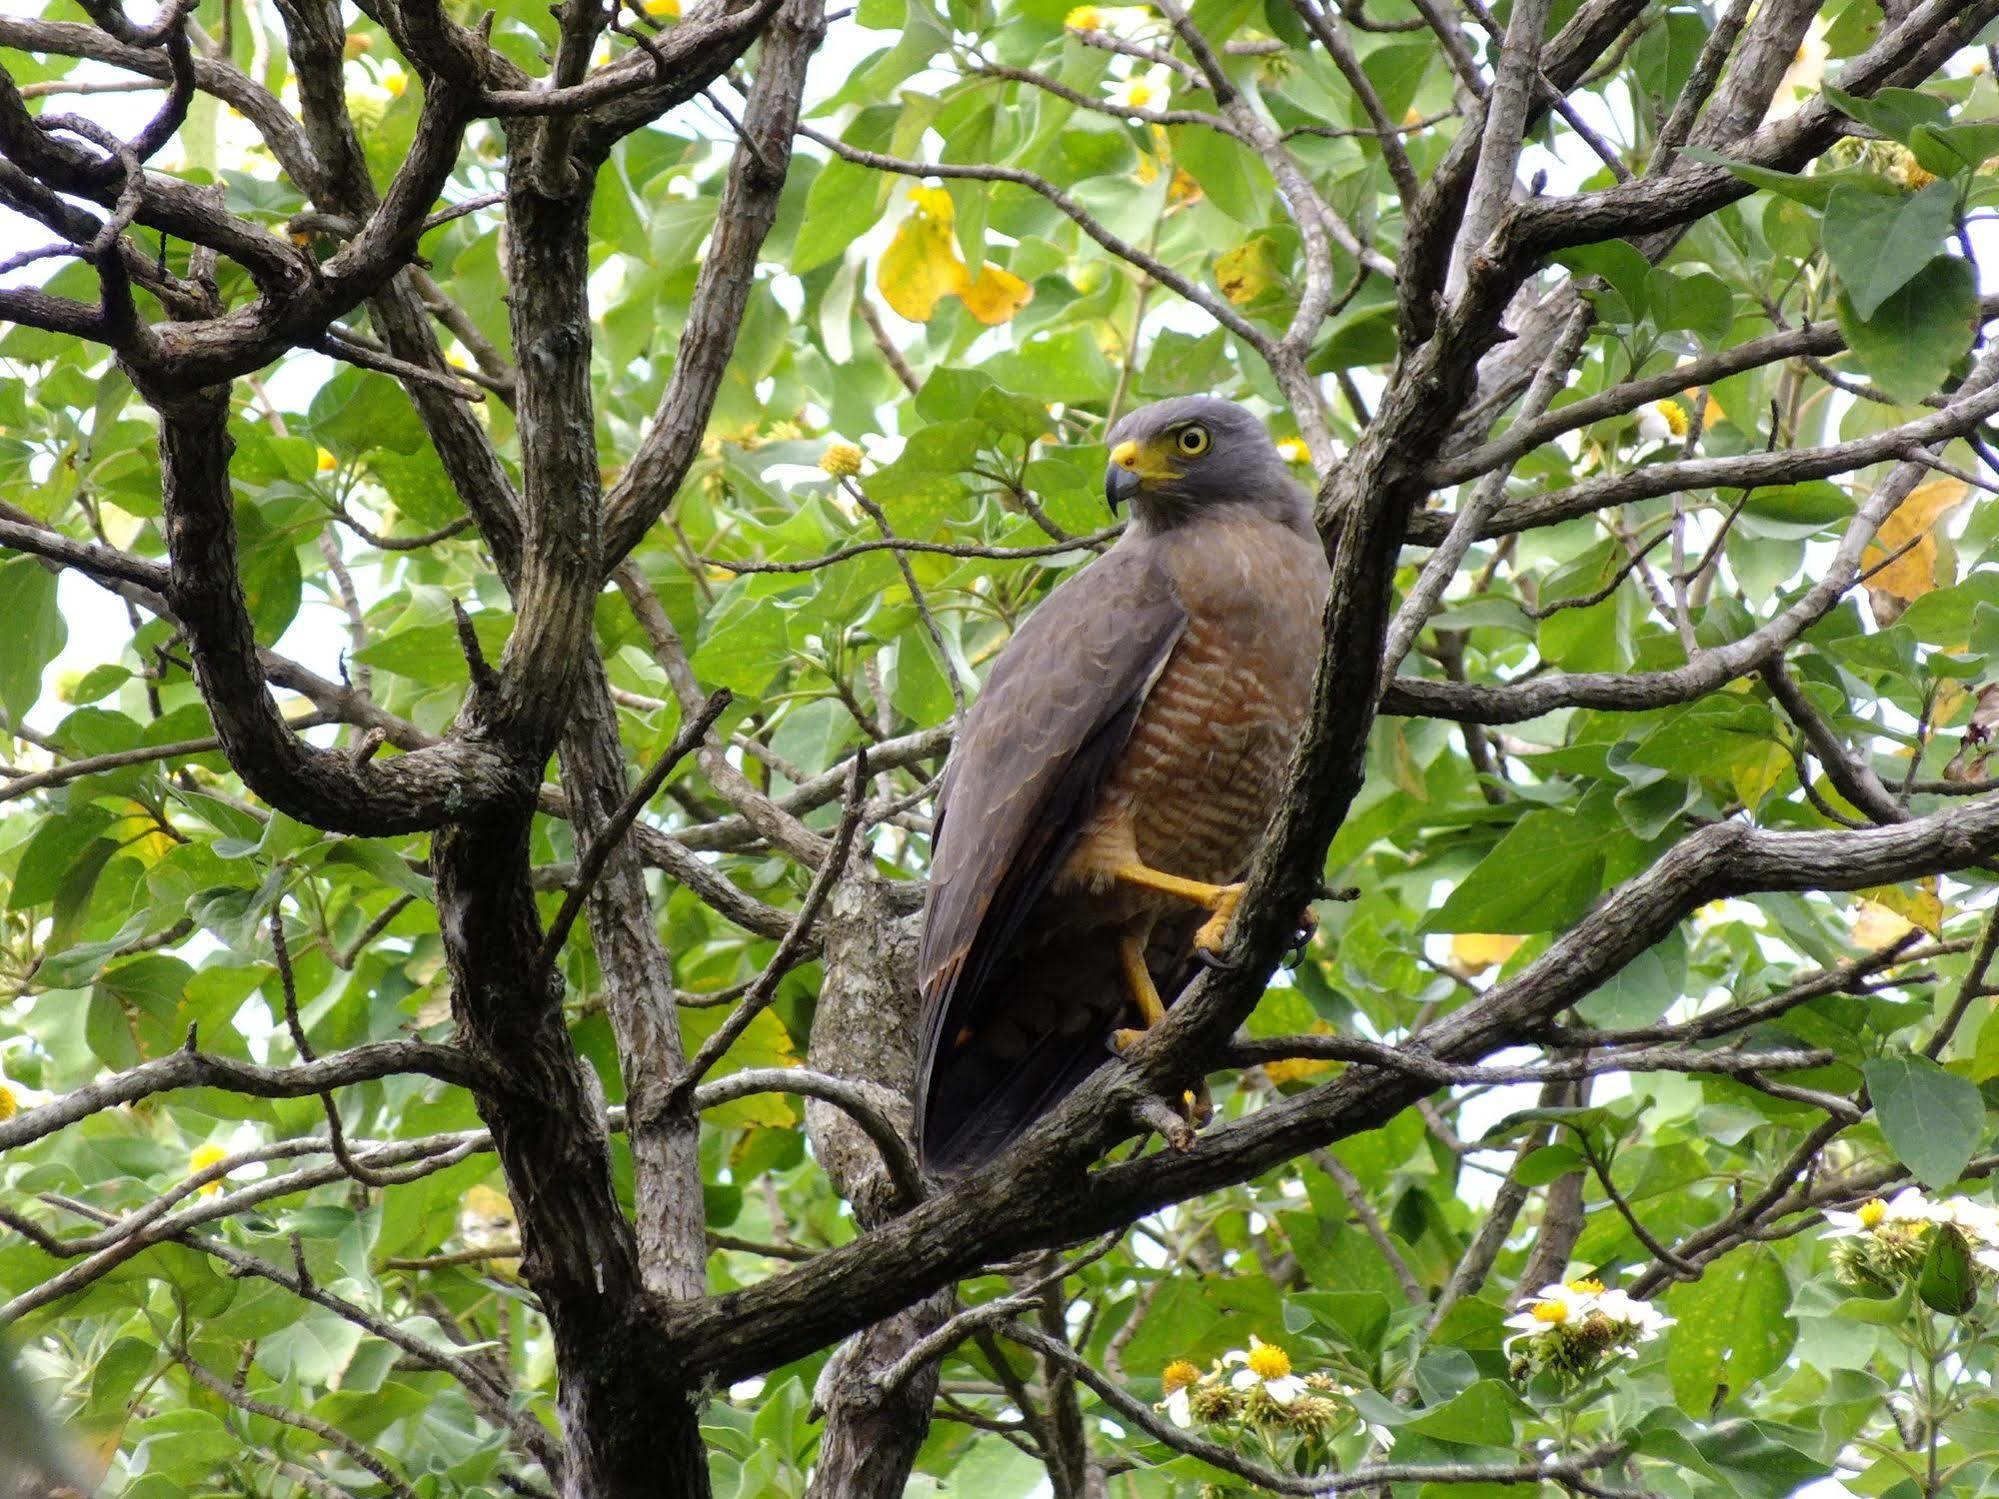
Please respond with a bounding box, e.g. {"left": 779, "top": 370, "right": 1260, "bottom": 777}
{"left": 1103, "top": 396, "right": 1307, "bottom": 532}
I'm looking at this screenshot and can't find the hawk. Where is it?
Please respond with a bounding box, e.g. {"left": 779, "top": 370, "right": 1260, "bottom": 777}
{"left": 915, "top": 396, "right": 1332, "bottom": 1174}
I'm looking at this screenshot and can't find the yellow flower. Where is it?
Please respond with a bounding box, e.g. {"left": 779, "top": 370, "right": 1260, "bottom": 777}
{"left": 1654, "top": 400, "right": 1689, "bottom": 437}
{"left": 189, "top": 1142, "right": 230, "bottom": 1195}
{"left": 0, "top": 1082, "right": 15, "bottom": 1122}
{"left": 1065, "top": 5, "right": 1101, "bottom": 29}
{"left": 819, "top": 442, "right": 864, "bottom": 478}
{"left": 1532, "top": 1298, "right": 1570, "bottom": 1324}
{"left": 1161, "top": 1359, "right": 1200, "bottom": 1394}
{"left": 1858, "top": 1197, "right": 1888, "bottom": 1228}
{"left": 1275, "top": 437, "right": 1311, "bottom": 464}
{"left": 381, "top": 65, "right": 407, "bottom": 98}
{"left": 1885, "top": 145, "right": 1936, "bottom": 191}
{"left": 316, "top": 446, "right": 338, "bottom": 473}
{"left": 1566, "top": 1277, "right": 1605, "bottom": 1295}
{"left": 1247, "top": 1340, "right": 1292, "bottom": 1379}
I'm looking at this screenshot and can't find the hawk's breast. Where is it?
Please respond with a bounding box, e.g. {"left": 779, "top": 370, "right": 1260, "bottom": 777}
{"left": 1066, "top": 512, "right": 1330, "bottom": 892}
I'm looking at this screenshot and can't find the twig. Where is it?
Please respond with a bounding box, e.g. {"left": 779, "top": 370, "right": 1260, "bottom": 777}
{"left": 537, "top": 688, "right": 732, "bottom": 969}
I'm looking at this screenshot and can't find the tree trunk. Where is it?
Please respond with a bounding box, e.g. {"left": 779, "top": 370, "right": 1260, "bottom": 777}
{"left": 801, "top": 864, "right": 943, "bottom": 1496}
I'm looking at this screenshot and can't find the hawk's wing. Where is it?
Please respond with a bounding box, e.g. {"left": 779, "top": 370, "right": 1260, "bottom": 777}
{"left": 915, "top": 540, "right": 1186, "bottom": 1172}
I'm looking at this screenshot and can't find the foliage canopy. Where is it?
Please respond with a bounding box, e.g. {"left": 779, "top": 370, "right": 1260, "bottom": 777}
{"left": 8, "top": 0, "right": 1999, "bottom": 1496}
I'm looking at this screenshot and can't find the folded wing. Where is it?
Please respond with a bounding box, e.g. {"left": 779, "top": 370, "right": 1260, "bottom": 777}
{"left": 915, "top": 543, "right": 1186, "bottom": 1173}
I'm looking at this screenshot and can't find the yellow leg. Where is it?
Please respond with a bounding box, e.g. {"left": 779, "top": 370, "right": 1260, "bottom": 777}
{"left": 1111, "top": 934, "right": 1212, "bottom": 1129}
{"left": 1108, "top": 862, "right": 1246, "bottom": 954}
{"left": 1111, "top": 933, "right": 1167, "bottom": 1052}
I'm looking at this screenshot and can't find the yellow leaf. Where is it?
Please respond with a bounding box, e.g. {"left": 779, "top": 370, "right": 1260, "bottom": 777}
{"left": 1858, "top": 879, "right": 1943, "bottom": 939}
{"left": 960, "top": 262, "right": 1034, "bottom": 325}
{"left": 1264, "top": 1020, "right": 1335, "bottom": 1084}
{"left": 1934, "top": 677, "right": 1969, "bottom": 729}
{"left": 459, "top": 1182, "right": 523, "bottom": 1278}
{"left": 1730, "top": 742, "right": 1792, "bottom": 812}
{"left": 1215, "top": 235, "right": 1282, "bottom": 306}
{"left": 1865, "top": 476, "right": 1970, "bottom": 620}
{"left": 1851, "top": 899, "right": 1914, "bottom": 949}
{"left": 876, "top": 192, "right": 968, "bottom": 323}
{"left": 1448, "top": 932, "right": 1523, "bottom": 977}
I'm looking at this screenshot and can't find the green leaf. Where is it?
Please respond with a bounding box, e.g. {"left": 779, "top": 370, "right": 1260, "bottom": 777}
{"left": 1864, "top": 1053, "right": 1984, "bottom": 1188}
{"left": 792, "top": 155, "right": 887, "bottom": 274}
{"left": 1909, "top": 120, "right": 1999, "bottom": 179}
{"left": 1823, "top": 85, "right": 1952, "bottom": 146}
{"left": 0, "top": 557, "right": 65, "bottom": 727}
{"left": 1686, "top": 148, "right": 1897, "bottom": 209}
{"left": 1430, "top": 798, "right": 1635, "bottom": 934}
{"left": 1402, "top": 1379, "right": 1522, "bottom": 1446}
{"left": 1917, "top": 1222, "right": 1977, "bottom": 1315}
{"left": 1821, "top": 181, "right": 1957, "bottom": 321}
{"left": 1168, "top": 125, "right": 1273, "bottom": 225}
{"left": 1649, "top": 268, "right": 1733, "bottom": 343}
{"left": 1837, "top": 253, "right": 1977, "bottom": 406}
{"left": 1665, "top": 1244, "right": 1796, "bottom": 1415}
{"left": 255, "top": 1304, "right": 365, "bottom": 1384}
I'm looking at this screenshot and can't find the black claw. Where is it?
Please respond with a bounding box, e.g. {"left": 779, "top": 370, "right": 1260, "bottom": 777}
{"left": 1194, "top": 946, "right": 1245, "bottom": 973}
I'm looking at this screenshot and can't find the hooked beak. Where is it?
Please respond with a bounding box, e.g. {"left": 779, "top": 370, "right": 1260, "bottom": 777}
{"left": 1106, "top": 461, "right": 1139, "bottom": 510}
{"left": 1105, "top": 438, "right": 1176, "bottom": 511}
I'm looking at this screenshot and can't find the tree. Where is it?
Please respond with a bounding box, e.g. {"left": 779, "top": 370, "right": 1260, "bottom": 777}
{"left": 6, "top": 0, "right": 1999, "bottom": 1493}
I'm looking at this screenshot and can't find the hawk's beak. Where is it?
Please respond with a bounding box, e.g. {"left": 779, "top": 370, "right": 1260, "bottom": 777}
{"left": 1105, "top": 438, "right": 1176, "bottom": 511}
{"left": 1106, "top": 459, "right": 1139, "bottom": 510}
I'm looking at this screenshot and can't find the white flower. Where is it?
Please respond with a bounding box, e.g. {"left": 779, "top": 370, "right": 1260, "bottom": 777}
{"left": 1925, "top": 1194, "right": 1999, "bottom": 1247}
{"left": 1503, "top": 1281, "right": 1599, "bottom": 1345}
{"left": 1822, "top": 1196, "right": 1894, "bottom": 1240}
{"left": 1223, "top": 1336, "right": 1306, "bottom": 1405}
{"left": 1592, "top": 1288, "right": 1673, "bottom": 1342}
{"left": 1108, "top": 64, "right": 1173, "bottom": 115}
{"left": 1158, "top": 1359, "right": 1200, "bottom": 1427}
{"left": 1825, "top": 1187, "right": 1999, "bottom": 1245}
{"left": 1635, "top": 399, "right": 1690, "bottom": 444}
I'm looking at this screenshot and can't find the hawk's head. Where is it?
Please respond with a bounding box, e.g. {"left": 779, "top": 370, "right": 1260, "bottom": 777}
{"left": 1103, "top": 396, "right": 1304, "bottom": 527}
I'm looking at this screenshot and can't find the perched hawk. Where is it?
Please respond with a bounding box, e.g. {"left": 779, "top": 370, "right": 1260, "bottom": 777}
{"left": 915, "top": 396, "right": 1332, "bottom": 1174}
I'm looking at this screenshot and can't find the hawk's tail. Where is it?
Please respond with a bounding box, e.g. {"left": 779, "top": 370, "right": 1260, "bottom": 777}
{"left": 915, "top": 923, "right": 1198, "bottom": 1176}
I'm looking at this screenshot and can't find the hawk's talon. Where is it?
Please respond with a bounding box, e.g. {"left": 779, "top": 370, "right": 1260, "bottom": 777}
{"left": 1191, "top": 881, "right": 1247, "bottom": 955}
{"left": 1193, "top": 944, "right": 1246, "bottom": 973}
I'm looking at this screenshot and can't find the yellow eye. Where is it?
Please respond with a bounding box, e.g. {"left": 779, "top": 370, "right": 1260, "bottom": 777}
{"left": 1176, "top": 425, "right": 1210, "bottom": 456}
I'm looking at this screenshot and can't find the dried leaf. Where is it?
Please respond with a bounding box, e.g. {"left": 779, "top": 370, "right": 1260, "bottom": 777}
{"left": 1851, "top": 898, "right": 1916, "bottom": 948}
{"left": 1447, "top": 932, "right": 1524, "bottom": 977}
{"left": 1264, "top": 1020, "right": 1336, "bottom": 1084}
{"left": 959, "top": 262, "right": 1034, "bottom": 325}
{"left": 1864, "top": 476, "right": 1970, "bottom": 622}
{"left": 875, "top": 188, "right": 1032, "bottom": 326}
{"left": 1215, "top": 235, "right": 1282, "bottom": 306}
{"left": 1860, "top": 877, "right": 1943, "bottom": 937}
{"left": 876, "top": 193, "right": 966, "bottom": 323}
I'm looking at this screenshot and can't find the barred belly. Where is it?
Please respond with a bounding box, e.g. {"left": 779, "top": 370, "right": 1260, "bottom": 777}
{"left": 1060, "top": 615, "right": 1294, "bottom": 895}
